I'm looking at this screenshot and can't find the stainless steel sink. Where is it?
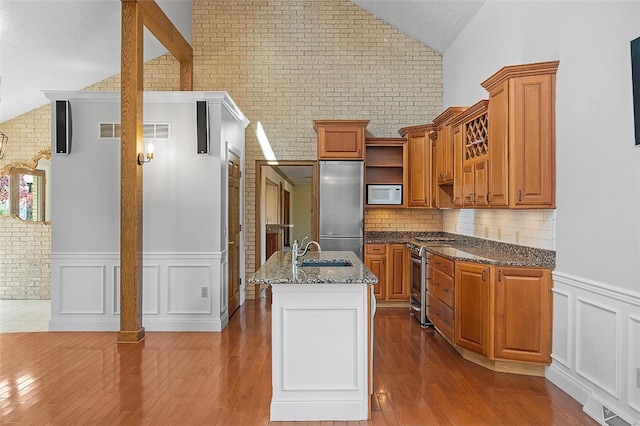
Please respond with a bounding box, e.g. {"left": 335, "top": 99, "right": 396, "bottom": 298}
{"left": 299, "top": 259, "right": 352, "bottom": 267}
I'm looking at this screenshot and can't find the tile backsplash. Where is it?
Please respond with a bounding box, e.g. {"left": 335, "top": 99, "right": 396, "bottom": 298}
{"left": 442, "top": 209, "right": 556, "bottom": 250}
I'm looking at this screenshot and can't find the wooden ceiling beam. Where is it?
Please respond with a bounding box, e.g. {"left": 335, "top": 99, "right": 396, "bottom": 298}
{"left": 137, "top": 0, "right": 193, "bottom": 90}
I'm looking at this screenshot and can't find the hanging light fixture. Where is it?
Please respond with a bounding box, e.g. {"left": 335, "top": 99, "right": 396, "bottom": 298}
{"left": 0, "top": 132, "right": 7, "bottom": 159}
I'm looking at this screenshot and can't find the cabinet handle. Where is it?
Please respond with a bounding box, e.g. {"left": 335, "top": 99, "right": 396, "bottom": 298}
{"left": 443, "top": 320, "right": 450, "bottom": 325}
{"left": 498, "top": 270, "right": 502, "bottom": 282}
{"left": 487, "top": 192, "right": 491, "bottom": 203}
{"left": 443, "top": 288, "right": 449, "bottom": 292}
{"left": 518, "top": 189, "right": 522, "bottom": 202}
{"left": 481, "top": 270, "right": 486, "bottom": 282}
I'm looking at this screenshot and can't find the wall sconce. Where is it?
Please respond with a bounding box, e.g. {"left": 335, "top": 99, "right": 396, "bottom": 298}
{"left": 137, "top": 142, "right": 154, "bottom": 165}
{"left": 0, "top": 132, "right": 8, "bottom": 159}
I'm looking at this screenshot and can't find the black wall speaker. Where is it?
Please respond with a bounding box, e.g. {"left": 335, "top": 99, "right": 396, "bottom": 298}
{"left": 631, "top": 36, "right": 640, "bottom": 146}
{"left": 55, "top": 100, "right": 72, "bottom": 154}
{"left": 196, "top": 101, "right": 208, "bottom": 154}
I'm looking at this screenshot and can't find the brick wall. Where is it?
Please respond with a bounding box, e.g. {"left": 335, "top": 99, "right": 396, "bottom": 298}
{"left": 192, "top": 0, "right": 443, "bottom": 297}
{"left": 1, "top": 1, "right": 444, "bottom": 300}
{"left": 366, "top": 209, "right": 442, "bottom": 232}
{"left": 0, "top": 55, "right": 180, "bottom": 299}
{"left": 0, "top": 216, "right": 51, "bottom": 299}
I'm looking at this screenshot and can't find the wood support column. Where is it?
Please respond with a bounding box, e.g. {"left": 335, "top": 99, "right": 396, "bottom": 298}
{"left": 118, "top": 0, "right": 193, "bottom": 343}
{"left": 118, "top": 0, "right": 145, "bottom": 343}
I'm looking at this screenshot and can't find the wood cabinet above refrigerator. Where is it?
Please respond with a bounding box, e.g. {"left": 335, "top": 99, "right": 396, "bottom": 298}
{"left": 314, "top": 119, "right": 369, "bottom": 160}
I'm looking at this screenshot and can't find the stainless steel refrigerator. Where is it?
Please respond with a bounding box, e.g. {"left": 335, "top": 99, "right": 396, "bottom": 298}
{"left": 319, "top": 160, "right": 364, "bottom": 259}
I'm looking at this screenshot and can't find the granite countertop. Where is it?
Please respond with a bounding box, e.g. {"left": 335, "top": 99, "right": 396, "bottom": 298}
{"left": 249, "top": 250, "right": 379, "bottom": 285}
{"left": 368, "top": 231, "right": 555, "bottom": 268}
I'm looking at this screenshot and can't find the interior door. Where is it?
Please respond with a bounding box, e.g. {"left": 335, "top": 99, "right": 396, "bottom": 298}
{"left": 228, "top": 151, "right": 241, "bottom": 317}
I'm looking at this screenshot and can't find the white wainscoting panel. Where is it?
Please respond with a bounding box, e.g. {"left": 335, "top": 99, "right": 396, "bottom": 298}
{"left": 167, "top": 265, "right": 212, "bottom": 314}
{"left": 576, "top": 297, "right": 620, "bottom": 398}
{"left": 551, "top": 288, "right": 571, "bottom": 369}
{"left": 548, "top": 271, "right": 640, "bottom": 424}
{"left": 282, "top": 307, "right": 358, "bottom": 391}
{"left": 629, "top": 315, "right": 640, "bottom": 413}
{"left": 59, "top": 265, "right": 106, "bottom": 314}
{"left": 50, "top": 252, "right": 225, "bottom": 332}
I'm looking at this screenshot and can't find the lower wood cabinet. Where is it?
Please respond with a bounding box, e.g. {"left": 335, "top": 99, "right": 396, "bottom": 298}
{"left": 365, "top": 243, "right": 409, "bottom": 301}
{"left": 266, "top": 233, "right": 279, "bottom": 260}
{"left": 494, "top": 266, "right": 552, "bottom": 363}
{"left": 454, "top": 261, "right": 552, "bottom": 366}
{"left": 365, "top": 244, "right": 387, "bottom": 300}
{"left": 426, "top": 253, "right": 455, "bottom": 342}
{"left": 454, "top": 261, "right": 491, "bottom": 356}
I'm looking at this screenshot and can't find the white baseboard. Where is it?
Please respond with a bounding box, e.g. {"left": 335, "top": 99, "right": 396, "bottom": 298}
{"left": 270, "top": 400, "right": 367, "bottom": 421}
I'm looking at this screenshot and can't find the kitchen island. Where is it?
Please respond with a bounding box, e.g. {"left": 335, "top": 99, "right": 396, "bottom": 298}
{"left": 249, "top": 250, "right": 378, "bottom": 421}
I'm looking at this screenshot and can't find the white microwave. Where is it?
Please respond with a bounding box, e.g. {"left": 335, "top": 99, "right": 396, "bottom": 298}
{"left": 367, "top": 184, "right": 402, "bottom": 205}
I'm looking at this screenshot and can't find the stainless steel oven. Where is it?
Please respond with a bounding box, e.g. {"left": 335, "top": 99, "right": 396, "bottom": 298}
{"left": 409, "top": 245, "right": 432, "bottom": 327}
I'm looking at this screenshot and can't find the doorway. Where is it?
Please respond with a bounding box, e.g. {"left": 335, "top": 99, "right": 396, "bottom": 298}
{"left": 255, "top": 161, "right": 318, "bottom": 295}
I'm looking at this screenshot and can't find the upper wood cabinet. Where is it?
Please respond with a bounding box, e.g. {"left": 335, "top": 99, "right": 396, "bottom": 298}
{"left": 433, "top": 107, "right": 468, "bottom": 185}
{"left": 314, "top": 120, "right": 369, "bottom": 160}
{"left": 451, "top": 101, "right": 490, "bottom": 208}
{"left": 481, "top": 61, "right": 559, "bottom": 208}
{"left": 364, "top": 138, "right": 407, "bottom": 207}
{"left": 398, "top": 124, "right": 435, "bottom": 208}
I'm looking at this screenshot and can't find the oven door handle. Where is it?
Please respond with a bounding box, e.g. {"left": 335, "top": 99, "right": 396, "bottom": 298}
{"left": 410, "top": 256, "right": 422, "bottom": 265}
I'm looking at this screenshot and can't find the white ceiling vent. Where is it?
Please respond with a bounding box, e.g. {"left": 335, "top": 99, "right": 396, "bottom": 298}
{"left": 99, "top": 123, "right": 171, "bottom": 140}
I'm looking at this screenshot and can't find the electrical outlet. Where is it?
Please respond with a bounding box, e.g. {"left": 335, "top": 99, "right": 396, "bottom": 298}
{"left": 484, "top": 227, "right": 489, "bottom": 238}
{"left": 201, "top": 287, "right": 208, "bottom": 298}
{"left": 636, "top": 367, "right": 640, "bottom": 388}
{"left": 515, "top": 231, "right": 520, "bottom": 244}
{"left": 497, "top": 228, "right": 502, "bottom": 240}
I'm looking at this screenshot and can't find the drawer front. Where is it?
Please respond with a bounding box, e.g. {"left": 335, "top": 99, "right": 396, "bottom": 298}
{"left": 430, "top": 254, "right": 454, "bottom": 276}
{"left": 366, "top": 244, "right": 386, "bottom": 255}
{"left": 426, "top": 264, "right": 435, "bottom": 294}
{"left": 430, "top": 295, "right": 454, "bottom": 342}
{"left": 433, "top": 268, "right": 454, "bottom": 308}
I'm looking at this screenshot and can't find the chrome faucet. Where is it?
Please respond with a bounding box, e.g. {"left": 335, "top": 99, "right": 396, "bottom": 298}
{"left": 291, "top": 239, "right": 322, "bottom": 266}
{"left": 300, "top": 240, "right": 322, "bottom": 256}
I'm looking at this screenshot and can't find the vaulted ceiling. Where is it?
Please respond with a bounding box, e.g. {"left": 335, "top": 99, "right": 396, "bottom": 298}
{"left": 0, "top": 0, "right": 484, "bottom": 124}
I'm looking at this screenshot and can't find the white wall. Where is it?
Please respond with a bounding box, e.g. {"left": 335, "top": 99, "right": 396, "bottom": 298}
{"left": 45, "top": 91, "right": 249, "bottom": 332}
{"left": 443, "top": 2, "right": 640, "bottom": 423}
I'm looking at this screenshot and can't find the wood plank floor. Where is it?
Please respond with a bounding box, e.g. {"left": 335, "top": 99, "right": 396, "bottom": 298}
{"left": 0, "top": 299, "right": 597, "bottom": 425}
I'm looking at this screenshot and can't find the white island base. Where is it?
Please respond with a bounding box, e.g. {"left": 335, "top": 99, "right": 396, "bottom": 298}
{"left": 270, "top": 283, "right": 373, "bottom": 421}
